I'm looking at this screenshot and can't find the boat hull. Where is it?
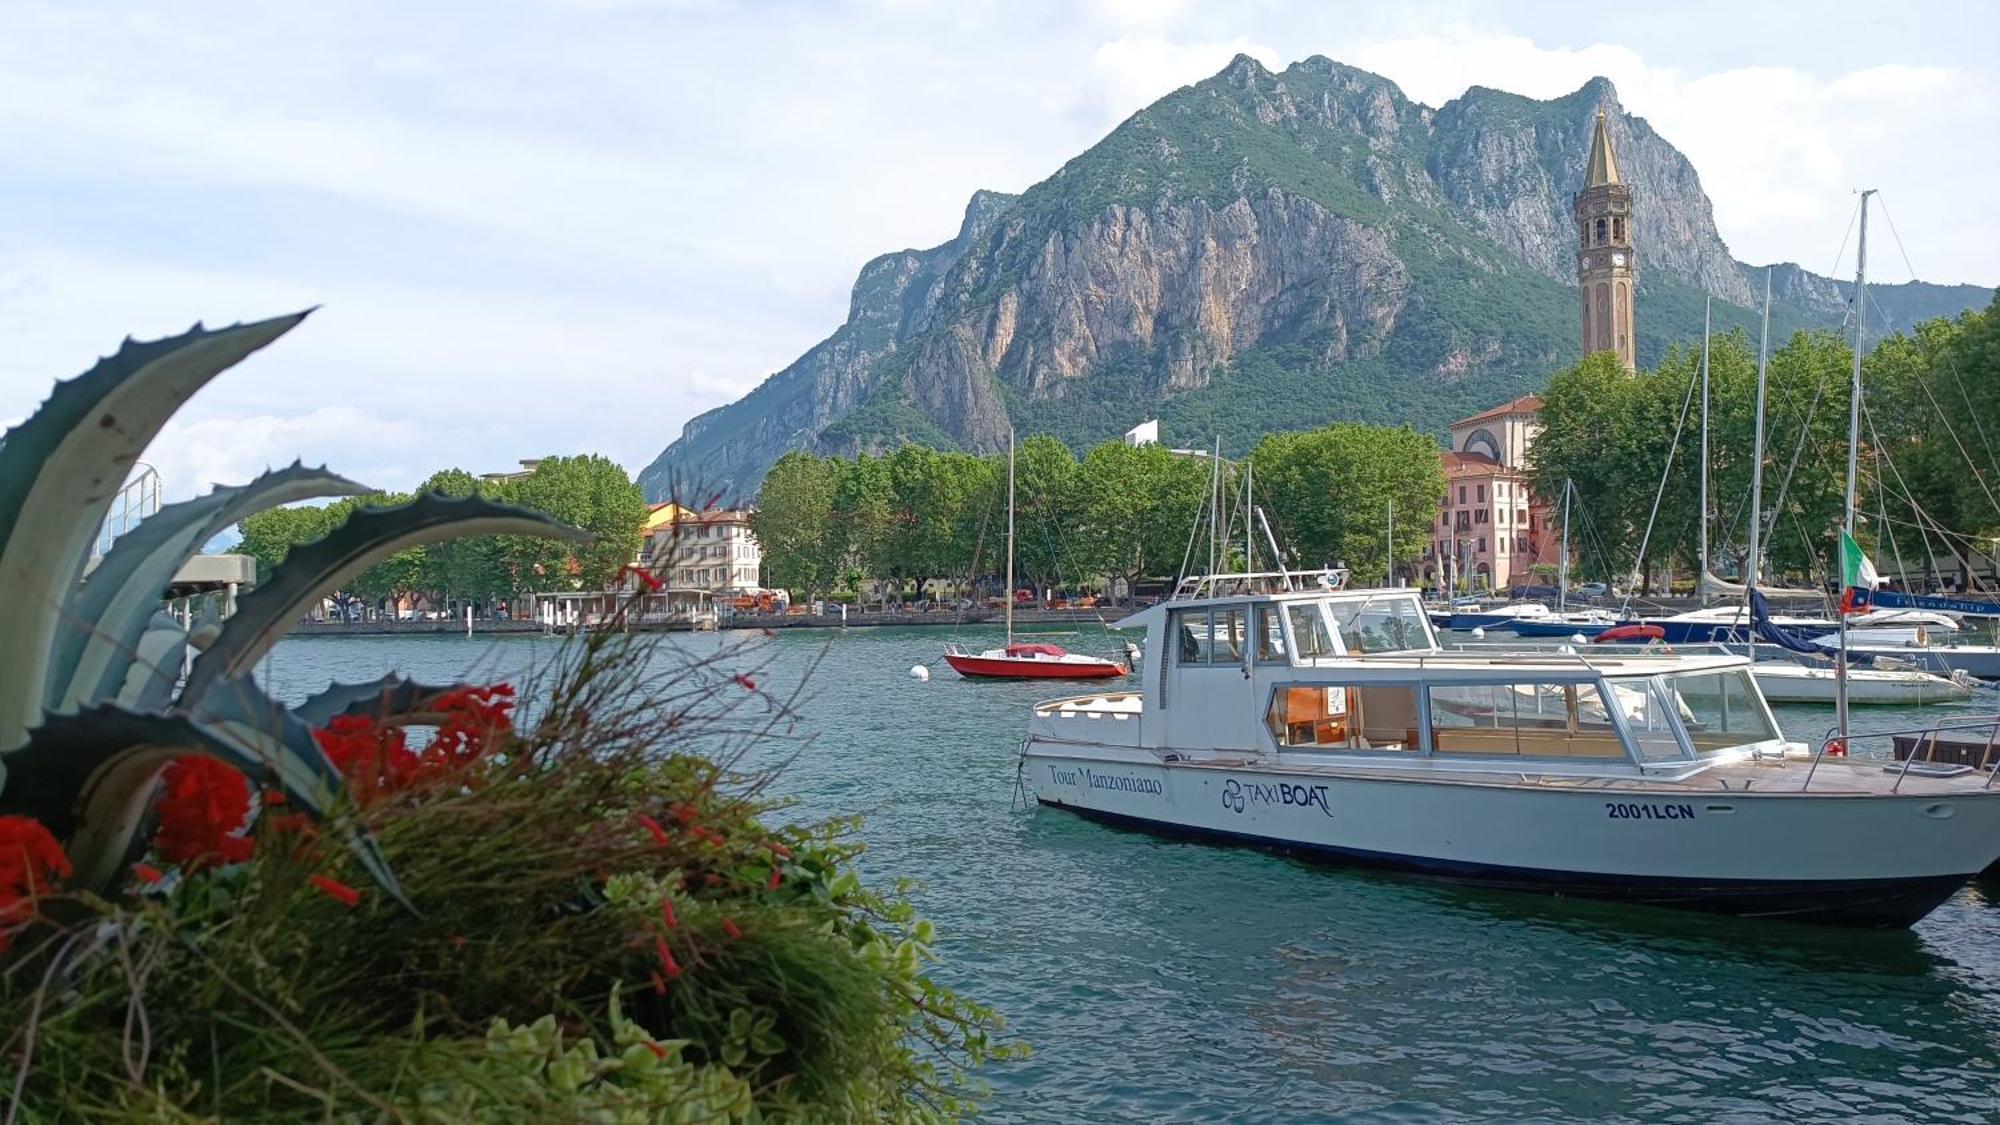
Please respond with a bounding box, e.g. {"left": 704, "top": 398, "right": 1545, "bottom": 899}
{"left": 1749, "top": 663, "right": 1973, "bottom": 705}
{"left": 944, "top": 653, "right": 1127, "bottom": 680}
{"left": 1023, "top": 747, "right": 2000, "bottom": 927}
{"left": 1512, "top": 618, "right": 1615, "bottom": 638}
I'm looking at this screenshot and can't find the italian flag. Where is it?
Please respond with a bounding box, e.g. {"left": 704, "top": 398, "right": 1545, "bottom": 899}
{"left": 1839, "top": 530, "right": 1879, "bottom": 614}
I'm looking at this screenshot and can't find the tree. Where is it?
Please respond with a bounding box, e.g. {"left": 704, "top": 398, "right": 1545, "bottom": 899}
{"left": 1250, "top": 423, "right": 1446, "bottom": 583}
{"left": 753, "top": 452, "right": 840, "bottom": 599}
{"left": 1012, "top": 436, "right": 1082, "bottom": 591}
{"left": 1074, "top": 441, "right": 1209, "bottom": 602}
{"left": 830, "top": 455, "right": 894, "bottom": 598}
{"left": 504, "top": 455, "right": 647, "bottom": 594}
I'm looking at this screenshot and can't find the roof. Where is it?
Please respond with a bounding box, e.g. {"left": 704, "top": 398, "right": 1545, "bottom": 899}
{"left": 1451, "top": 394, "right": 1545, "bottom": 429}
{"left": 645, "top": 503, "right": 754, "bottom": 532}
{"left": 1584, "top": 109, "right": 1621, "bottom": 188}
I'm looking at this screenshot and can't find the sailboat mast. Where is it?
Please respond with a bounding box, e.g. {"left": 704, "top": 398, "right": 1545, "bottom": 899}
{"left": 1747, "top": 270, "right": 1772, "bottom": 668}
{"left": 1837, "top": 190, "right": 1876, "bottom": 745}
{"left": 1698, "top": 297, "right": 1712, "bottom": 605}
{"left": 1245, "top": 458, "right": 1255, "bottom": 576}
{"left": 1208, "top": 438, "right": 1221, "bottom": 580}
{"left": 1559, "top": 479, "right": 1571, "bottom": 613}
{"left": 1386, "top": 499, "right": 1394, "bottom": 588}
{"left": 1005, "top": 429, "right": 1016, "bottom": 646}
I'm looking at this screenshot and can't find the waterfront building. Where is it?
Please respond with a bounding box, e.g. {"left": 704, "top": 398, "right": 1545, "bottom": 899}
{"left": 640, "top": 502, "right": 764, "bottom": 594}
{"left": 1425, "top": 396, "right": 1557, "bottom": 591}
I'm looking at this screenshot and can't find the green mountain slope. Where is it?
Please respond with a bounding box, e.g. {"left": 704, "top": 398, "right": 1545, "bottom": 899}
{"left": 639, "top": 56, "right": 1991, "bottom": 501}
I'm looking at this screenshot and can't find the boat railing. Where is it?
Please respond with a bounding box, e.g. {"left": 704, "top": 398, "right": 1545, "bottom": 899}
{"left": 1801, "top": 714, "right": 2000, "bottom": 792}
{"left": 1172, "top": 569, "right": 1348, "bottom": 600}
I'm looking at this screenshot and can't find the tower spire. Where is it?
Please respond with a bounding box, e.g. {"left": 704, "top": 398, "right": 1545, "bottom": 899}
{"left": 1585, "top": 109, "right": 1621, "bottom": 187}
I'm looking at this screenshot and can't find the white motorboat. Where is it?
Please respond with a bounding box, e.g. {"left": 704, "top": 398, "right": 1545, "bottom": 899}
{"left": 1018, "top": 576, "right": 2000, "bottom": 927}
{"left": 1749, "top": 660, "right": 1975, "bottom": 705}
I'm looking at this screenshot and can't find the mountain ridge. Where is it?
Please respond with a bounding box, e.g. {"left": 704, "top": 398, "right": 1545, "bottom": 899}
{"left": 640, "top": 55, "right": 1993, "bottom": 502}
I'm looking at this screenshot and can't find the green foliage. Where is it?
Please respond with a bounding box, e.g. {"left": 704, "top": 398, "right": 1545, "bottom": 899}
{"left": 237, "top": 455, "right": 647, "bottom": 609}
{"left": 1250, "top": 424, "right": 1447, "bottom": 581}
{"left": 753, "top": 453, "right": 841, "bottom": 600}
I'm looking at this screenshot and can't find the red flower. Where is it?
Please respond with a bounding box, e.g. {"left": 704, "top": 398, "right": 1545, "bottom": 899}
{"left": 660, "top": 897, "right": 678, "bottom": 930}
{"left": 644, "top": 1041, "right": 669, "bottom": 1059}
{"left": 650, "top": 970, "right": 669, "bottom": 996}
{"left": 309, "top": 875, "right": 362, "bottom": 908}
{"left": 721, "top": 916, "right": 743, "bottom": 941}
{"left": 131, "top": 863, "right": 164, "bottom": 885}
{"left": 732, "top": 673, "right": 757, "bottom": 691}
{"left": 637, "top": 814, "right": 670, "bottom": 846}
{"left": 767, "top": 867, "right": 783, "bottom": 891}
{"left": 655, "top": 936, "right": 681, "bottom": 979}
{"left": 0, "top": 816, "right": 71, "bottom": 950}
{"left": 765, "top": 841, "right": 792, "bottom": 860}
{"left": 153, "top": 756, "right": 253, "bottom": 869}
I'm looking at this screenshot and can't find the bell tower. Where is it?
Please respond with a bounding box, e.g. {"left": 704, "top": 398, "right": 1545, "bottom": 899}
{"left": 1574, "top": 110, "right": 1636, "bottom": 371}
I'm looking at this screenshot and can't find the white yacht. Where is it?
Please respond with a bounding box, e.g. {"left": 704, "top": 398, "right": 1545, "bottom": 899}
{"left": 1020, "top": 576, "right": 2000, "bottom": 927}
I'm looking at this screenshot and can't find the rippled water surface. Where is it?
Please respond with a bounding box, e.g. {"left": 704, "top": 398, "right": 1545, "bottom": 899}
{"left": 261, "top": 627, "right": 2000, "bottom": 1122}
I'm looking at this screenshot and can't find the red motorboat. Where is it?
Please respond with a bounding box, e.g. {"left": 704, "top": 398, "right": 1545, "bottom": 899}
{"left": 1592, "top": 623, "right": 1665, "bottom": 644}
{"left": 944, "top": 641, "right": 1128, "bottom": 680}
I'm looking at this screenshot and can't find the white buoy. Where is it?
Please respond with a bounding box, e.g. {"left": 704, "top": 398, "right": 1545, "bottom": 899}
{"left": 1571, "top": 633, "right": 1588, "bottom": 645}
{"left": 909, "top": 664, "right": 930, "bottom": 681}
{"left": 1470, "top": 626, "right": 1487, "bottom": 640}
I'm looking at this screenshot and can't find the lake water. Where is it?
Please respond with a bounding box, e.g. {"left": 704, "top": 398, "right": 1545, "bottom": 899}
{"left": 260, "top": 626, "right": 2000, "bottom": 1123}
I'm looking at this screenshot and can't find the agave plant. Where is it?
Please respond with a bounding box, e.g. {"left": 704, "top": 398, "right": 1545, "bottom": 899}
{"left": 0, "top": 312, "right": 589, "bottom": 898}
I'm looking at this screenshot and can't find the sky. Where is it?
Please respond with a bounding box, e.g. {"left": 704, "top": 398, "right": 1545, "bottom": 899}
{"left": 2, "top": 0, "right": 1995, "bottom": 502}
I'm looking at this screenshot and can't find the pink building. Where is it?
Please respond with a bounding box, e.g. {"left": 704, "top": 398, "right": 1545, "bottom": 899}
{"left": 1421, "top": 395, "right": 1559, "bottom": 593}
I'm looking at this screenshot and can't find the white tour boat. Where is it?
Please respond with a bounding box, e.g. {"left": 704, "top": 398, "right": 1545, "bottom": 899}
{"left": 1018, "top": 575, "right": 2000, "bottom": 927}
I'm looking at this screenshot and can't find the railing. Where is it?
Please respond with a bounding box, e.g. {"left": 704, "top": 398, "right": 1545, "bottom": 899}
{"left": 1172, "top": 569, "right": 1347, "bottom": 600}
{"left": 95, "top": 464, "right": 161, "bottom": 557}
{"left": 1802, "top": 714, "right": 2000, "bottom": 792}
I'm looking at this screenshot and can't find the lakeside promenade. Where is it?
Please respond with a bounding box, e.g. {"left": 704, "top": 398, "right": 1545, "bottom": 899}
{"left": 287, "top": 606, "right": 1127, "bottom": 637}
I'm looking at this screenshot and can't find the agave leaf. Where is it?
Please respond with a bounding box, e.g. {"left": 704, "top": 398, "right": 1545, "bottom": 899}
{"left": 295, "top": 675, "right": 467, "bottom": 729}
{"left": 0, "top": 696, "right": 403, "bottom": 903}
{"left": 183, "top": 494, "right": 590, "bottom": 699}
{"left": 50, "top": 463, "right": 366, "bottom": 715}
{"left": 0, "top": 312, "right": 312, "bottom": 757}
{"left": 117, "top": 612, "right": 191, "bottom": 712}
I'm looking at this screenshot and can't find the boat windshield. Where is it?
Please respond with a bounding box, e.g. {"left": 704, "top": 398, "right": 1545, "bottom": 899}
{"left": 1287, "top": 603, "right": 1338, "bottom": 659}
{"left": 1661, "top": 668, "right": 1781, "bottom": 754}
{"left": 1327, "top": 595, "right": 1434, "bottom": 654}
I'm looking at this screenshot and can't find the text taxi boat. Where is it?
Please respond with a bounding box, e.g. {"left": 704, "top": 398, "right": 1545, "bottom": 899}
{"left": 1019, "top": 573, "right": 2000, "bottom": 927}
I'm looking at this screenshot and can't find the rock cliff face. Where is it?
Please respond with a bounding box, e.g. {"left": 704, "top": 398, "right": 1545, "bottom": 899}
{"left": 639, "top": 56, "right": 1992, "bottom": 501}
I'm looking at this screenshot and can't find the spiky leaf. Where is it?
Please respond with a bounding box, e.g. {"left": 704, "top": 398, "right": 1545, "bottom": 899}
{"left": 49, "top": 463, "right": 365, "bottom": 715}
{"left": 0, "top": 312, "right": 311, "bottom": 758}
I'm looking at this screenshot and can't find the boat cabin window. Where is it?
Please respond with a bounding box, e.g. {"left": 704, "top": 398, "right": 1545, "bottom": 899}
{"left": 1173, "top": 606, "right": 1247, "bottom": 667}
{"left": 1286, "top": 603, "right": 1337, "bottom": 659}
{"left": 1254, "top": 605, "right": 1288, "bottom": 664}
{"left": 1267, "top": 683, "right": 1422, "bottom": 751}
{"left": 1660, "top": 669, "right": 1778, "bottom": 754}
{"left": 1427, "top": 681, "right": 1629, "bottom": 759}
{"left": 1328, "top": 595, "right": 1433, "bottom": 654}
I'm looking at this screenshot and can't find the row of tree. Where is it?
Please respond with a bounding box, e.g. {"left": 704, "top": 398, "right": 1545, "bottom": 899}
{"left": 751, "top": 425, "right": 1448, "bottom": 602}
{"left": 1529, "top": 297, "right": 2000, "bottom": 589}
{"left": 236, "top": 455, "right": 647, "bottom": 611}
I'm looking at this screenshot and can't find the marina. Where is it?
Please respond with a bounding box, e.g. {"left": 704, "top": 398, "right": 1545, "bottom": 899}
{"left": 259, "top": 625, "right": 2000, "bottom": 1122}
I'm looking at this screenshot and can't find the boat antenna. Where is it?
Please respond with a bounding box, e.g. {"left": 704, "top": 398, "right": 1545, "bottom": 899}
{"left": 1245, "top": 456, "right": 1255, "bottom": 578}
{"left": 1837, "top": 190, "right": 1876, "bottom": 747}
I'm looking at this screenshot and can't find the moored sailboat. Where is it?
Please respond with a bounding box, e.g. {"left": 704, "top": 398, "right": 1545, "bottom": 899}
{"left": 944, "top": 431, "right": 1128, "bottom": 681}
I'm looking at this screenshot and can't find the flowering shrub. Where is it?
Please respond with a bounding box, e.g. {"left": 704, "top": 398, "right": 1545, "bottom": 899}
{"left": 0, "top": 633, "right": 1016, "bottom": 1120}
{"left": 0, "top": 815, "right": 69, "bottom": 952}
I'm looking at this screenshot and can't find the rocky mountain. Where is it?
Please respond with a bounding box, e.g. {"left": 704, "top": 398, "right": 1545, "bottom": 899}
{"left": 640, "top": 55, "right": 1993, "bottom": 502}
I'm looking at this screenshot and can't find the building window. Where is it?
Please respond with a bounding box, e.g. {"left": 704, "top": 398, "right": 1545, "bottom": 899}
{"left": 1594, "top": 217, "right": 1607, "bottom": 244}
{"left": 1499, "top": 508, "right": 1508, "bottom": 525}
{"left": 1475, "top": 510, "right": 1487, "bottom": 524}
{"left": 1477, "top": 485, "right": 1487, "bottom": 503}
{"left": 1613, "top": 216, "right": 1625, "bottom": 242}
{"left": 1479, "top": 538, "right": 1487, "bottom": 553}
{"left": 1458, "top": 486, "right": 1467, "bottom": 504}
